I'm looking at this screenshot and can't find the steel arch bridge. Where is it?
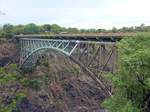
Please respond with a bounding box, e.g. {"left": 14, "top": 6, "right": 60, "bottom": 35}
{"left": 19, "top": 38, "right": 117, "bottom": 72}
{"left": 15, "top": 34, "right": 126, "bottom": 96}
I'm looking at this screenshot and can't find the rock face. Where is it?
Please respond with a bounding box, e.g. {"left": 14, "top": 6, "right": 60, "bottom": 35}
{"left": 0, "top": 39, "right": 18, "bottom": 66}
{"left": 17, "top": 76, "right": 107, "bottom": 112}
{"left": 0, "top": 40, "right": 108, "bottom": 112}
{"left": 18, "top": 51, "right": 108, "bottom": 112}
{"left": 0, "top": 57, "right": 11, "bottom": 67}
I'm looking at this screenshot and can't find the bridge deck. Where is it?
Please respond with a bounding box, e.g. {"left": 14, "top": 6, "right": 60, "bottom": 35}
{"left": 14, "top": 33, "right": 136, "bottom": 41}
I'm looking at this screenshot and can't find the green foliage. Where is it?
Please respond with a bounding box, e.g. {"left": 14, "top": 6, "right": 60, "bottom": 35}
{"left": 102, "top": 33, "right": 150, "bottom": 112}
{"left": 67, "top": 27, "right": 79, "bottom": 33}
{"left": 0, "top": 92, "right": 26, "bottom": 112}
{"left": 19, "top": 75, "right": 42, "bottom": 90}
{"left": 0, "top": 65, "right": 18, "bottom": 84}
{"left": 3, "top": 24, "right": 14, "bottom": 33}
{"left": 0, "top": 73, "right": 17, "bottom": 84}
{"left": 0, "top": 67, "right": 5, "bottom": 74}
{"left": 15, "top": 92, "right": 26, "bottom": 102}
{"left": 10, "top": 63, "right": 17, "bottom": 69}
{"left": 1, "top": 24, "right": 14, "bottom": 38}
{"left": 51, "top": 24, "right": 62, "bottom": 33}
{"left": 1, "top": 23, "right": 150, "bottom": 38}
{"left": 0, "top": 64, "right": 27, "bottom": 112}
{"left": 0, "top": 100, "right": 17, "bottom": 112}
{"left": 43, "top": 74, "right": 49, "bottom": 85}
{"left": 144, "top": 78, "right": 150, "bottom": 88}
{"left": 13, "top": 25, "right": 24, "bottom": 34}
{"left": 0, "top": 64, "right": 19, "bottom": 85}
{"left": 19, "top": 77, "right": 29, "bottom": 86}
{"left": 103, "top": 95, "right": 139, "bottom": 112}
{"left": 28, "top": 79, "right": 42, "bottom": 90}
{"left": 42, "top": 24, "right": 51, "bottom": 32}
{"left": 23, "top": 23, "right": 40, "bottom": 34}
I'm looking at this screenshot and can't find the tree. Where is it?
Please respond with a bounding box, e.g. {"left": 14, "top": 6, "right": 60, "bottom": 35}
{"left": 111, "top": 27, "right": 118, "bottom": 33}
{"left": 67, "top": 27, "right": 79, "bottom": 33}
{"left": 102, "top": 33, "right": 150, "bottom": 112}
{"left": 51, "top": 24, "right": 62, "bottom": 33}
{"left": 0, "top": 29, "right": 3, "bottom": 38}
{"left": 23, "top": 23, "right": 40, "bottom": 34}
{"left": 42, "top": 24, "right": 51, "bottom": 32}
{"left": 3, "top": 24, "right": 14, "bottom": 33}
{"left": 143, "top": 26, "right": 150, "bottom": 32}
{"left": 13, "top": 25, "right": 25, "bottom": 34}
{"left": 87, "top": 28, "right": 97, "bottom": 33}
{"left": 97, "top": 29, "right": 107, "bottom": 33}
{"left": 1, "top": 24, "right": 14, "bottom": 38}
{"left": 79, "top": 29, "right": 87, "bottom": 33}
{"left": 61, "top": 27, "right": 67, "bottom": 32}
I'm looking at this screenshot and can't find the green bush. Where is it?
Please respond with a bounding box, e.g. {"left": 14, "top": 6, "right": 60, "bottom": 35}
{"left": 102, "top": 33, "right": 150, "bottom": 112}
{"left": 28, "top": 79, "right": 42, "bottom": 90}
{"left": 0, "top": 92, "right": 26, "bottom": 112}
{"left": 0, "top": 64, "right": 27, "bottom": 112}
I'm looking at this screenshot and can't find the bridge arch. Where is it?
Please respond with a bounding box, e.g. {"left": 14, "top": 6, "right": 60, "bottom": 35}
{"left": 20, "top": 38, "right": 79, "bottom": 69}
{"left": 21, "top": 45, "right": 112, "bottom": 96}
{"left": 19, "top": 38, "right": 116, "bottom": 96}
{"left": 20, "top": 46, "right": 73, "bottom": 69}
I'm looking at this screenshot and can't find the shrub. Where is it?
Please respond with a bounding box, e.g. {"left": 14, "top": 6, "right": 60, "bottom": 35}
{"left": 28, "top": 79, "right": 42, "bottom": 90}
{"left": 102, "top": 33, "right": 150, "bottom": 112}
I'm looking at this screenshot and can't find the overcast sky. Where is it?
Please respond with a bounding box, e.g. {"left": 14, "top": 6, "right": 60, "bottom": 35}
{"left": 0, "top": 0, "right": 150, "bottom": 29}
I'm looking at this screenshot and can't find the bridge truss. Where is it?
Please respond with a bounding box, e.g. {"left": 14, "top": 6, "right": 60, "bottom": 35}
{"left": 19, "top": 38, "right": 118, "bottom": 96}
{"left": 20, "top": 38, "right": 117, "bottom": 72}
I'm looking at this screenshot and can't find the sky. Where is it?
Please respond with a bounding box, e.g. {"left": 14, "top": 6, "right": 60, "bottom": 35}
{"left": 0, "top": 0, "right": 150, "bottom": 29}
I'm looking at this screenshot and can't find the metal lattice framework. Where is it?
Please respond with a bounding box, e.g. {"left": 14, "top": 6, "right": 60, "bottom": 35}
{"left": 20, "top": 38, "right": 79, "bottom": 69}
{"left": 19, "top": 37, "right": 118, "bottom": 96}
{"left": 19, "top": 38, "right": 117, "bottom": 73}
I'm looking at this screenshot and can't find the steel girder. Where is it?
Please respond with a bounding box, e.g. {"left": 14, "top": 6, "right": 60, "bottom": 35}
{"left": 19, "top": 38, "right": 117, "bottom": 73}
{"left": 19, "top": 38, "right": 79, "bottom": 69}
{"left": 19, "top": 38, "right": 118, "bottom": 96}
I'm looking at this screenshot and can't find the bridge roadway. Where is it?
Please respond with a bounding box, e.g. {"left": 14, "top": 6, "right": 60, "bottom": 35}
{"left": 14, "top": 32, "right": 136, "bottom": 42}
